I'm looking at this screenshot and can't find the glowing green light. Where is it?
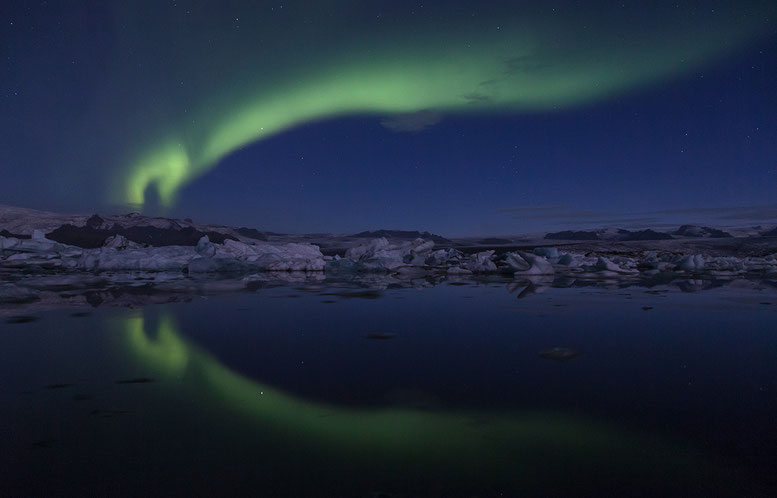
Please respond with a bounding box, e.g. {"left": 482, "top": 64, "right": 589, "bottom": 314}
{"left": 126, "top": 141, "right": 190, "bottom": 206}
{"left": 116, "top": 7, "right": 773, "bottom": 207}
{"left": 118, "top": 311, "right": 686, "bottom": 467}
{"left": 124, "top": 312, "right": 189, "bottom": 375}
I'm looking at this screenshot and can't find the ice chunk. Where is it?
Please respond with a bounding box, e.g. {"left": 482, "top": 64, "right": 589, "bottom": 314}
{"left": 706, "top": 257, "right": 744, "bottom": 273}
{"left": 188, "top": 257, "right": 248, "bottom": 273}
{"left": 675, "top": 254, "right": 705, "bottom": 272}
{"left": 345, "top": 237, "right": 390, "bottom": 261}
{"left": 102, "top": 234, "right": 141, "bottom": 250}
{"left": 195, "top": 235, "right": 217, "bottom": 257}
{"left": 425, "top": 248, "right": 461, "bottom": 267}
{"left": 557, "top": 253, "right": 583, "bottom": 267}
{"left": 0, "top": 236, "right": 21, "bottom": 250}
{"left": 533, "top": 247, "right": 559, "bottom": 259}
{"left": 464, "top": 251, "right": 497, "bottom": 273}
{"left": 595, "top": 257, "right": 625, "bottom": 273}
{"left": 342, "top": 237, "right": 435, "bottom": 272}
{"left": 77, "top": 246, "right": 198, "bottom": 271}
{"left": 216, "top": 239, "right": 326, "bottom": 271}
{"left": 504, "top": 252, "right": 554, "bottom": 275}
{"left": 325, "top": 258, "right": 359, "bottom": 272}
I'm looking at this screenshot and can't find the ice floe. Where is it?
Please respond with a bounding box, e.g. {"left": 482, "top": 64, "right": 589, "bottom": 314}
{"left": 504, "top": 252, "right": 555, "bottom": 275}
{"left": 2, "top": 231, "right": 777, "bottom": 280}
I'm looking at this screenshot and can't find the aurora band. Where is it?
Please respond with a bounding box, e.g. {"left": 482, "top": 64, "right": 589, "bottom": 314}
{"left": 119, "top": 310, "right": 699, "bottom": 478}
{"left": 119, "top": 8, "right": 773, "bottom": 208}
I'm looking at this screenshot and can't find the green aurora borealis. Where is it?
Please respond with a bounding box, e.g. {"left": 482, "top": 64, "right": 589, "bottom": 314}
{"left": 110, "top": 1, "right": 774, "bottom": 208}
{"left": 120, "top": 310, "right": 693, "bottom": 480}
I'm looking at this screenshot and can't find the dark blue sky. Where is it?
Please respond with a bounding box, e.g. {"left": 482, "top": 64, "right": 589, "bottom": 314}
{"left": 179, "top": 44, "right": 777, "bottom": 235}
{"left": 1, "top": 1, "right": 775, "bottom": 235}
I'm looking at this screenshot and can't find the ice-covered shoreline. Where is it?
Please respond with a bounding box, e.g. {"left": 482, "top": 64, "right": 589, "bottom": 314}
{"left": 2, "top": 203, "right": 777, "bottom": 284}
{"left": 4, "top": 228, "right": 777, "bottom": 315}
{"left": 2, "top": 230, "right": 777, "bottom": 279}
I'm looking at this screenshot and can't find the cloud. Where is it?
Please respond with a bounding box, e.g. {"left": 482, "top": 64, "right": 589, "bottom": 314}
{"left": 380, "top": 110, "right": 442, "bottom": 133}
{"left": 499, "top": 205, "right": 606, "bottom": 220}
{"left": 558, "top": 217, "right": 663, "bottom": 227}
{"left": 499, "top": 203, "right": 777, "bottom": 226}
{"left": 643, "top": 204, "right": 777, "bottom": 221}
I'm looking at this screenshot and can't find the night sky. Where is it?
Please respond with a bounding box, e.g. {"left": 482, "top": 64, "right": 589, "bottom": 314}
{"left": 1, "top": 1, "right": 775, "bottom": 235}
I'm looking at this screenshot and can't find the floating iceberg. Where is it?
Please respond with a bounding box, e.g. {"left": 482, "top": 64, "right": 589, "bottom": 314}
{"left": 505, "top": 251, "right": 555, "bottom": 275}
{"left": 675, "top": 254, "right": 705, "bottom": 272}
{"left": 344, "top": 237, "right": 435, "bottom": 272}
{"left": 463, "top": 251, "right": 498, "bottom": 273}
{"left": 2, "top": 231, "right": 777, "bottom": 279}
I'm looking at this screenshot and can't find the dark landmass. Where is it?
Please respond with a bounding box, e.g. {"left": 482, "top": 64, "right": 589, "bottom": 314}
{"left": 46, "top": 224, "right": 237, "bottom": 248}
{"left": 761, "top": 227, "right": 777, "bottom": 237}
{"left": 236, "top": 227, "right": 269, "bottom": 241}
{"left": 353, "top": 230, "right": 453, "bottom": 245}
{"left": 618, "top": 229, "right": 674, "bottom": 241}
{"left": 545, "top": 231, "right": 600, "bottom": 240}
{"left": 0, "top": 229, "right": 30, "bottom": 239}
{"left": 477, "top": 238, "right": 513, "bottom": 245}
{"left": 674, "top": 225, "right": 733, "bottom": 238}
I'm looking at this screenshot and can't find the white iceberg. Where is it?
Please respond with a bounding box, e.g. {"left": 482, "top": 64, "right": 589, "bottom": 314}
{"left": 103, "top": 234, "right": 142, "bottom": 250}
{"left": 504, "top": 252, "right": 555, "bottom": 275}
{"left": 463, "top": 251, "right": 498, "bottom": 273}
{"left": 214, "top": 239, "right": 326, "bottom": 271}
{"left": 343, "top": 237, "right": 434, "bottom": 272}
{"left": 533, "top": 247, "right": 559, "bottom": 259}
{"left": 675, "top": 254, "right": 705, "bottom": 272}
{"left": 78, "top": 246, "right": 198, "bottom": 272}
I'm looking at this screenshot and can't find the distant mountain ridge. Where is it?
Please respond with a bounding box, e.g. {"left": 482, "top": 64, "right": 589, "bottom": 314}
{"left": 545, "top": 225, "right": 749, "bottom": 241}
{"left": 544, "top": 230, "right": 600, "bottom": 241}
{"left": 617, "top": 229, "right": 674, "bottom": 241}
{"left": 0, "top": 205, "right": 246, "bottom": 248}
{"left": 352, "top": 230, "right": 453, "bottom": 245}
{"left": 674, "top": 225, "right": 732, "bottom": 238}
{"left": 46, "top": 224, "right": 237, "bottom": 248}
{"left": 2, "top": 205, "right": 775, "bottom": 250}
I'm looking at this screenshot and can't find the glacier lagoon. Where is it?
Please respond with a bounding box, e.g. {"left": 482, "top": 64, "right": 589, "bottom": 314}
{"left": 1, "top": 275, "right": 776, "bottom": 496}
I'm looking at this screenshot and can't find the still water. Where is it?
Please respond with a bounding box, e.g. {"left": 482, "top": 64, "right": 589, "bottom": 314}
{"left": 2, "top": 277, "right": 776, "bottom": 496}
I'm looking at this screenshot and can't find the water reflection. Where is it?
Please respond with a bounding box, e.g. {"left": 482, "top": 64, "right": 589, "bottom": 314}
{"left": 2, "top": 270, "right": 775, "bottom": 316}
{"left": 113, "top": 310, "right": 732, "bottom": 495}
{"left": 2, "top": 276, "right": 776, "bottom": 495}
